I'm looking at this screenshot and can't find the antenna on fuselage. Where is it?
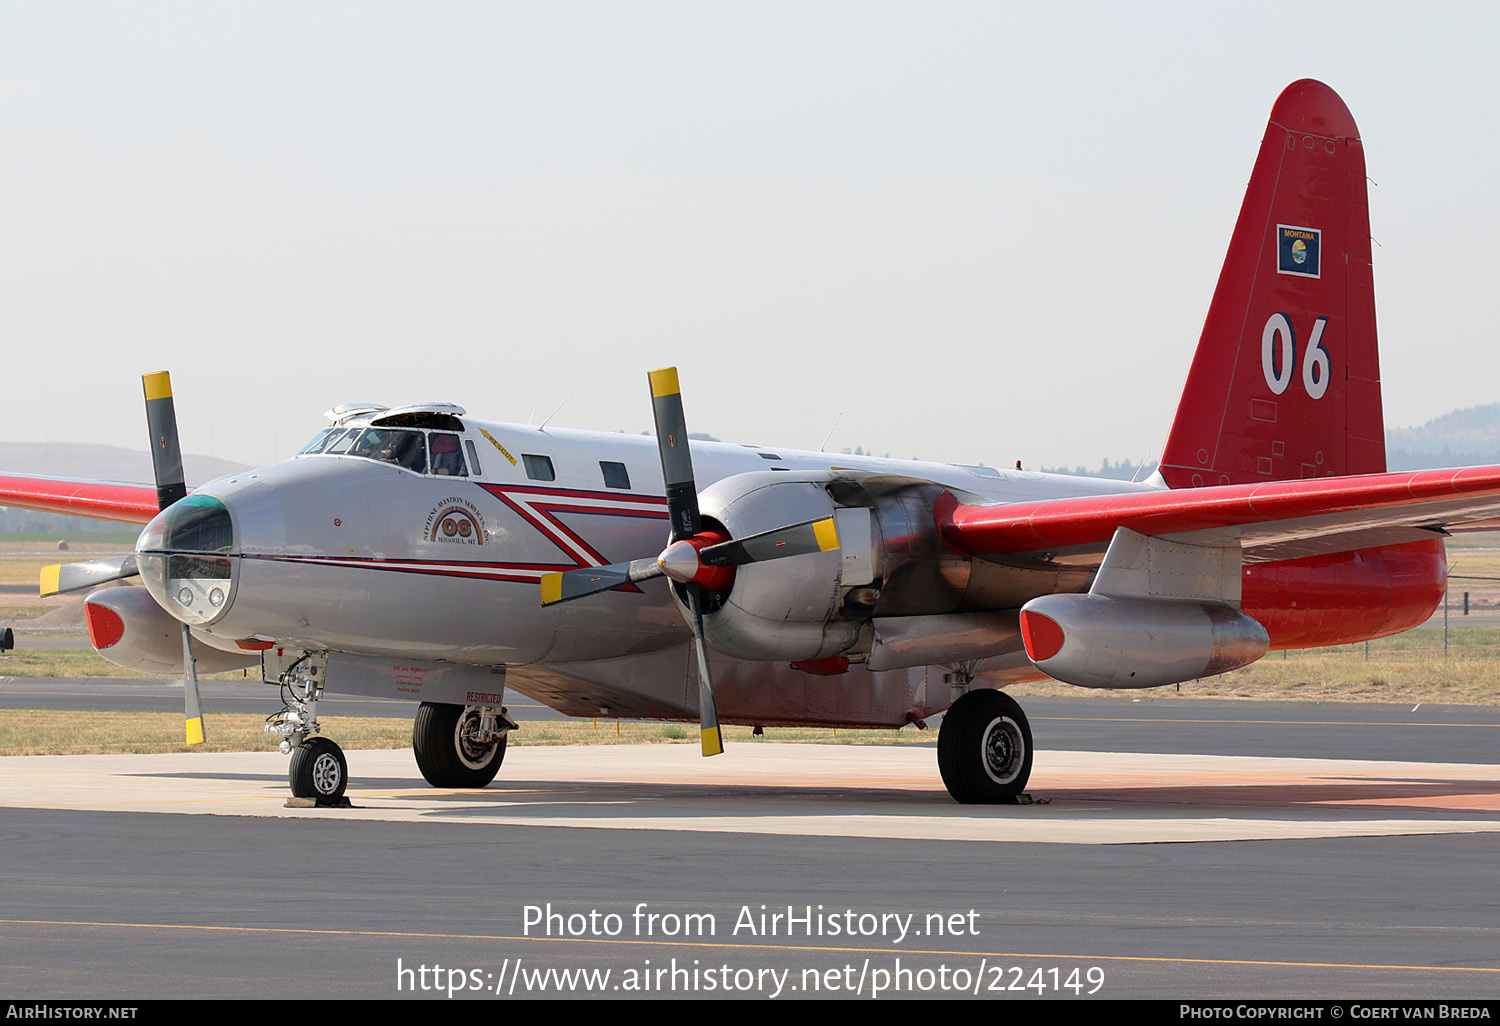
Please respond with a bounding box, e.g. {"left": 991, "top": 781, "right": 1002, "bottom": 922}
{"left": 536, "top": 393, "right": 573, "bottom": 433}
{"left": 818, "top": 412, "right": 844, "bottom": 453}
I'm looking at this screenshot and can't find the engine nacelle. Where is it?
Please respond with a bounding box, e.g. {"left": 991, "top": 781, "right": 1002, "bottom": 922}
{"left": 693, "top": 470, "right": 983, "bottom": 663}
{"left": 84, "top": 586, "right": 261, "bottom": 676}
{"left": 697, "top": 473, "right": 858, "bottom": 661}
{"left": 1019, "top": 593, "right": 1269, "bottom": 689}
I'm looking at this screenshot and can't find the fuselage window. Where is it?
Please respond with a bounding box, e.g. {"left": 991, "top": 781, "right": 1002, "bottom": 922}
{"left": 348, "top": 428, "right": 428, "bottom": 473}
{"left": 430, "top": 433, "right": 468, "bottom": 477}
{"left": 464, "top": 439, "right": 483, "bottom": 477}
{"left": 600, "top": 461, "right": 630, "bottom": 489}
{"left": 522, "top": 454, "right": 555, "bottom": 482}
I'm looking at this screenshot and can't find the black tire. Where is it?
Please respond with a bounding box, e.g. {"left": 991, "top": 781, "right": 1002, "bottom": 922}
{"left": 413, "top": 702, "right": 506, "bottom": 789}
{"left": 937, "top": 689, "right": 1032, "bottom": 804}
{"left": 289, "top": 737, "right": 348, "bottom": 800}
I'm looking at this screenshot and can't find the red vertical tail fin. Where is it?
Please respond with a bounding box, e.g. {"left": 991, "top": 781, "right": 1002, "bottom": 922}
{"left": 1159, "top": 80, "right": 1384, "bottom": 488}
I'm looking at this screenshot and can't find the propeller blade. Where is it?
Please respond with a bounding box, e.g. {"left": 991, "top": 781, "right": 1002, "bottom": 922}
{"left": 539, "top": 558, "right": 664, "bottom": 607}
{"left": 683, "top": 583, "right": 724, "bottom": 757}
{"left": 181, "top": 623, "right": 205, "bottom": 746}
{"left": 648, "top": 367, "right": 701, "bottom": 542}
{"left": 143, "top": 371, "right": 187, "bottom": 511}
{"left": 39, "top": 555, "right": 139, "bottom": 597}
{"left": 698, "top": 516, "right": 840, "bottom": 568}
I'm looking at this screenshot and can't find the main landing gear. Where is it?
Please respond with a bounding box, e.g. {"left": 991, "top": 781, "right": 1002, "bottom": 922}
{"left": 937, "top": 684, "right": 1033, "bottom": 804}
{"left": 413, "top": 702, "right": 517, "bottom": 789}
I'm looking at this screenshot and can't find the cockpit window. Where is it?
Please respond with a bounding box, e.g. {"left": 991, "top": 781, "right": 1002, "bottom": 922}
{"left": 347, "top": 428, "right": 428, "bottom": 473}
{"left": 297, "top": 429, "right": 336, "bottom": 455}
{"left": 324, "top": 429, "right": 359, "bottom": 455}
{"left": 429, "top": 433, "right": 468, "bottom": 477}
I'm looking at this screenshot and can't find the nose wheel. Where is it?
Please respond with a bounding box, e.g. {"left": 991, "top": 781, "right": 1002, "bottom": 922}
{"left": 288, "top": 736, "right": 348, "bottom": 802}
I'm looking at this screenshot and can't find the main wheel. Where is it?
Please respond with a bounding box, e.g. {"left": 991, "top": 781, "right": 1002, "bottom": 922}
{"left": 289, "top": 737, "right": 348, "bottom": 801}
{"left": 937, "top": 689, "right": 1032, "bottom": 804}
{"left": 413, "top": 702, "right": 506, "bottom": 788}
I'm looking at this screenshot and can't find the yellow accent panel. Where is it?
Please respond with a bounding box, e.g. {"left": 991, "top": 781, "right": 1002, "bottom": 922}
{"left": 39, "top": 565, "right": 61, "bottom": 598}
{"left": 479, "top": 428, "right": 518, "bottom": 465}
{"left": 142, "top": 371, "right": 173, "bottom": 402}
{"left": 539, "top": 573, "right": 563, "bottom": 606}
{"left": 185, "top": 717, "right": 205, "bottom": 746}
{"left": 700, "top": 726, "right": 724, "bottom": 757}
{"left": 648, "top": 367, "right": 680, "bottom": 398}
{"left": 813, "top": 517, "right": 840, "bottom": 551}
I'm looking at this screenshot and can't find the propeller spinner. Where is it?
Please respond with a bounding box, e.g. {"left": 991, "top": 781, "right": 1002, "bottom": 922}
{"left": 539, "top": 367, "right": 841, "bottom": 757}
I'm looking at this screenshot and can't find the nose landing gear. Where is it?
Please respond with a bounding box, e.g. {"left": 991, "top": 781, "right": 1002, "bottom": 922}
{"left": 266, "top": 652, "right": 349, "bottom": 804}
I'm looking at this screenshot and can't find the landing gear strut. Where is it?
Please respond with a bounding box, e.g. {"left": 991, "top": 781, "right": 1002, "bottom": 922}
{"left": 937, "top": 688, "right": 1033, "bottom": 804}
{"left": 413, "top": 702, "right": 516, "bottom": 789}
{"left": 265, "top": 651, "right": 348, "bottom": 801}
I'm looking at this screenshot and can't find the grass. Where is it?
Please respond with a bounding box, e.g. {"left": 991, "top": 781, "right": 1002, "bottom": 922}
{"left": 0, "top": 649, "right": 254, "bottom": 678}
{"left": 0, "top": 540, "right": 134, "bottom": 591}
{"left": 0, "top": 532, "right": 141, "bottom": 547}
{"left": 1004, "top": 625, "right": 1500, "bottom": 705}
{"left": 0, "top": 711, "right": 926, "bottom": 756}
{"left": 0, "top": 605, "right": 49, "bottom": 618}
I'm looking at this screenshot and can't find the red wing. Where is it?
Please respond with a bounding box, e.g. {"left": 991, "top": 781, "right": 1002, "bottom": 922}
{"left": 0, "top": 474, "right": 160, "bottom": 525}
{"left": 941, "top": 467, "right": 1500, "bottom": 565}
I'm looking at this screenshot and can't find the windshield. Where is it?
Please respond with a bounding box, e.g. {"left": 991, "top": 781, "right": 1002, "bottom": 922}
{"left": 346, "top": 428, "right": 427, "bottom": 473}
{"left": 296, "top": 425, "right": 482, "bottom": 477}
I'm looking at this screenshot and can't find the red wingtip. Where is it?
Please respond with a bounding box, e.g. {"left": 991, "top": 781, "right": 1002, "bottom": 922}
{"left": 1269, "top": 79, "right": 1360, "bottom": 140}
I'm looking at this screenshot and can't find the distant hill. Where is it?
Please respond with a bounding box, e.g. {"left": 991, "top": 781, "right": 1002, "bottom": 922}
{"left": 1385, "top": 403, "right": 1500, "bottom": 470}
{"left": 1044, "top": 404, "right": 1500, "bottom": 480}
{"left": 8, "top": 406, "right": 1500, "bottom": 532}
{"left": 0, "top": 443, "right": 248, "bottom": 532}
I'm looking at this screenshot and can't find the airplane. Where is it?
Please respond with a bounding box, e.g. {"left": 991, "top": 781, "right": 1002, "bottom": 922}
{"left": 4, "top": 78, "right": 1500, "bottom": 806}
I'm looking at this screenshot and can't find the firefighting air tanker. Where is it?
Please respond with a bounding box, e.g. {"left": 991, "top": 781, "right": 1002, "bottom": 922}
{"left": 2, "top": 80, "right": 1495, "bottom": 805}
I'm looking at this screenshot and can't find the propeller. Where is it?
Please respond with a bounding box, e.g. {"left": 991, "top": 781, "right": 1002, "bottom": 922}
{"left": 41, "top": 372, "right": 203, "bottom": 743}
{"left": 142, "top": 371, "right": 206, "bottom": 747}
{"left": 40, "top": 555, "right": 139, "bottom": 597}
{"left": 539, "top": 367, "right": 842, "bottom": 757}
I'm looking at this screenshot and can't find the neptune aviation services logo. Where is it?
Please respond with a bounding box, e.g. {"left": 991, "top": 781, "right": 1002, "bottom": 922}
{"left": 1276, "top": 224, "right": 1321, "bottom": 278}
{"left": 424, "top": 497, "right": 485, "bottom": 545}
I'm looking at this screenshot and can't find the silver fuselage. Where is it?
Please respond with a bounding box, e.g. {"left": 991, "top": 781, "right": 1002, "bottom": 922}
{"left": 143, "top": 418, "right": 1157, "bottom": 726}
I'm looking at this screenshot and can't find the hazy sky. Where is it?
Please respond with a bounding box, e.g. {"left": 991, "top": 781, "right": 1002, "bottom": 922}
{"left": 2, "top": 2, "right": 1495, "bottom": 472}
